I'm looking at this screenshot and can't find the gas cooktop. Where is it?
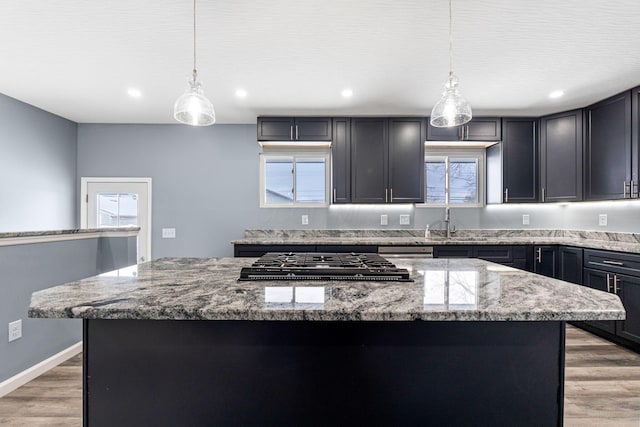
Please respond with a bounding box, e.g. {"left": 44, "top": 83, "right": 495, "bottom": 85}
{"left": 239, "top": 252, "right": 412, "bottom": 282}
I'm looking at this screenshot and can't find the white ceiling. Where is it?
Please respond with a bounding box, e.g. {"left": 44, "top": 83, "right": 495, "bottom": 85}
{"left": 1, "top": 0, "right": 640, "bottom": 124}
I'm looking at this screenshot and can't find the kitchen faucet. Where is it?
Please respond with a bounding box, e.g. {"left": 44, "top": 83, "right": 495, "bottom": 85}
{"left": 444, "top": 207, "right": 456, "bottom": 239}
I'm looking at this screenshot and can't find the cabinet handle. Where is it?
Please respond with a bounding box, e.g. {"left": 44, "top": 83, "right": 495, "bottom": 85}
{"left": 504, "top": 188, "right": 509, "bottom": 203}
{"left": 632, "top": 180, "right": 638, "bottom": 198}
{"left": 536, "top": 247, "right": 542, "bottom": 263}
{"left": 390, "top": 188, "right": 393, "bottom": 202}
{"left": 385, "top": 188, "right": 388, "bottom": 203}
{"left": 602, "top": 260, "right": 624, "bottom": 266}
{"left": 295, "top": 125, "right": 299, "bottom": 140}
{"left": 624, "top": 181, "right": 629, "bottom": 198}
{"left": 606, "top": 273, "right": 612, "bottom": 292}
{"left": 614, "top": 275, "right": 620, "bottom": 294}
{"left": 333, "top": 188, "right": 336, "bottom": 203}
{"left": 290, "top": 126, "right": 293, "bottom": 140}
{"left": 542, "top": 187, "right": 545, "bottom": 203}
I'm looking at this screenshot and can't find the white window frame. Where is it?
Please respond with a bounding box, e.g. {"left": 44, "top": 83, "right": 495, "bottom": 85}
{"left": 418, "top": 148, "right": 486, "bottom": 208}
{"left": 259, "top": 149, "right": 331, "bottom": 208}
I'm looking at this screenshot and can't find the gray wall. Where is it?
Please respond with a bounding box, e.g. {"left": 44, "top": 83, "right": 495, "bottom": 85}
{"left": 0, "top": 236, "right": 136, "bottom": 384}
{"left": 0, "top": 93, "right": 77, "bottom": 232}
{"left": 78, "top": 124, "right": 640, "bottom": 260}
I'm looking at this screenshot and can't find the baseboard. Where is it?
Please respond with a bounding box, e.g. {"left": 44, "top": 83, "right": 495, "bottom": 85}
{"left": 0, "top": 341, "right": 82, "bottom": 397}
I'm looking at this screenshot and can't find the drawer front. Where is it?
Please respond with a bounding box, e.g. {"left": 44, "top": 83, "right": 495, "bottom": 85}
{"left": 584, "top": 249, "right": 640, "bottom": 277}
{"left": 316, "top": 245, "right": 377, "bottom": 253}
{"left": 234, "top": 244, "right": 316, "bottom": 257}
{"left": 473, "top": 246, "right": 513, "bottom": 263}
{"left": 433, "top": 246, "right": 473, "bottom": 258}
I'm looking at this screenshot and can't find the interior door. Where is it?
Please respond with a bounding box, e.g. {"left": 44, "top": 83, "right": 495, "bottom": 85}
{"left": 82, "top": 178, "right": 151, "bottom": 263}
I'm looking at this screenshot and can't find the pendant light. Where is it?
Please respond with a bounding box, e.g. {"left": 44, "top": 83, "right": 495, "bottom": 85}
{"left": 174, "top": 0, "right": 215, "bottom": 126}
{"left": 430, "top": 0, "right": 472, "bottom": 128}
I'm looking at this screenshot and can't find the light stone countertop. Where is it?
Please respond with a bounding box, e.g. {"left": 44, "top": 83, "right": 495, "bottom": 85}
{"left": 0, "top": 227, "right": 140, "bottom": 239}
{"left": 231, "top": 229, "right": 640, "bottom": 254}
{"left": 29, "top": 257, "right": 625, "bottom": 322}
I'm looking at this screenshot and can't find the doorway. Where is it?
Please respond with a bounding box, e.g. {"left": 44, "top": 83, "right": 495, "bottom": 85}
{"left": 81, "top": 178, "right": 152, "bottom": 263}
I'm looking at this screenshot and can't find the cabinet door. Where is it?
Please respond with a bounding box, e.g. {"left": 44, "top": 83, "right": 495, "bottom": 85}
{"left": 466, "top": 117, "right": 501, "bottom": 141}
{"left": 585, "top": 91, "right": 632, "bottom": 200}
{"left": 583, "top": 268, "right": 617, "bottom": 333}
{"left": 502, "top": 118, "right": 538, "bottom": 203}
{"left": 617, "top": 274, "right": 640, "bottom": 344}
{"left": 632, "top": 86, "right": 640, "bottom": 192}
{"left": 533, "top": 245, "right": 558, "bottom": 278}
{"left": 331, "top": 118, "right": 351, "bottom": 203}
{"left": 559, "top": 246, "right": 583, "bottom": 284}
{"left": 388, "top": 118, "right": 425, "bottom": 203}
{"left": 257, "top": 117, "right": 295, "bottom": 141}
{"left": 540, "top": 110, "right": 584, "bottom": 202}
{"left": 351, "top": 118, "right": 388, "bottom": 203}
{"left": 426, "top": 121, "right": 459, "bottom": 141}
{"left": 294, "top": 118, "right": 332, "bottom": 141}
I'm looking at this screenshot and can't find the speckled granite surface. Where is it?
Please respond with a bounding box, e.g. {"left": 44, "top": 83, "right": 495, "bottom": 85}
{"left": 29, "top": 257, "right": 625, "bottom": 322}
{"left": 232, "top": 229, "right": 640, "bottom": 254}
{"left": 0, "top": 227, "right": 140, "bottom": 239}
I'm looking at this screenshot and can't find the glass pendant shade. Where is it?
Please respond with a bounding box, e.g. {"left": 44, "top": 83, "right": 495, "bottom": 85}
{"left": 174, "top": 71, "right": 215, "bottom": 126}
{"left": 430, "top": 72, "right": 472, "bottom": 128}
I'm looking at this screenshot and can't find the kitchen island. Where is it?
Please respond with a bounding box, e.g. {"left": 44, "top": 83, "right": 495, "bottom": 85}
{"left": 29, "top": 257, "right": 625, "bottom": 426}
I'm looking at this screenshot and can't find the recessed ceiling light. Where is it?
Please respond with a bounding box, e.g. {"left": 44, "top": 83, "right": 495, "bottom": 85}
{"left": 127, "top": 88, "right": 142, "bottom": 98}
{"left": 341, "top": 89, "right": 353, "bottom": 98}
{"left": 235, "top": 89, "right": 247, "bottom": 98}
{"left": 549, "top": 90, "right": 564, "bottom": 99}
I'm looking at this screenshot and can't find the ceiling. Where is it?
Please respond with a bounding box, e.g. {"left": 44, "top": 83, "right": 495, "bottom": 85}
{"left": 1, "top": 0, "right": 640, "bottom": 124}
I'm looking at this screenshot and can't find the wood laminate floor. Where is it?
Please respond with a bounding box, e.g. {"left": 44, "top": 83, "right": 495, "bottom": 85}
{"left": 0, "top": 326, "right": 639, "bottom": 426}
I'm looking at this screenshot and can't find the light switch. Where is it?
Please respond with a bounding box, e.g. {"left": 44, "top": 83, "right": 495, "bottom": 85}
{"left": 522, "top": 214, "right": 530, "bottom": 225}
{"left": 399, "top": 215, "right": 410, "bottom": 225}
{"left": 301, "top": 215, "right": 309, "bottom": 225}
{"left": 380, "top": 215, "right": 388, "bottom": 226}
{"left": 162, "top": 228, "right": 176, "bottom": 238}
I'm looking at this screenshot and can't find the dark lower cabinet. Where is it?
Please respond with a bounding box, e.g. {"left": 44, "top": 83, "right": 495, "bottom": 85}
{"left": 579, "top": 249, "right": 640, "bottom": 348}
{"left": 434, "top": 245, "right": 533, "bottom": 272}
{"left": 534, "top": 245, "right": 558, "bottom": 278}
{"left": 559, "top": 246, "right": 583, "bottom": 284}
{"left": 234, "top": 244, "right": 377, "bottom": 257}
{"left": 433, "top": 246, "right": 474, "bottom": 258}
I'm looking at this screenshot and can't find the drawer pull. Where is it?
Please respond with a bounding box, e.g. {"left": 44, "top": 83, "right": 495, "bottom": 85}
{"left": 606, "top": 274, "right": 612, "bottom": 292}
{"left": 614, "top": 275, "right": 620, "bottom": 294}
{"left": 602, "top": 260, "right": 624, "bottom": 266}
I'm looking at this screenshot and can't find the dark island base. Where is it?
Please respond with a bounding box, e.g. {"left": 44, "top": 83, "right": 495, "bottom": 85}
{"left": 83, "top": 320, "right": 565, "bottom": 427}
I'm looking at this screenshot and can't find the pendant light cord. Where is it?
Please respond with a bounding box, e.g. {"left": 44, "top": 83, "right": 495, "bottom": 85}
{"left": 193, "top": 0, "right": 197, "bottom": 74}
{"left": 448, "top": 0, "right": 453, "bottom": 76}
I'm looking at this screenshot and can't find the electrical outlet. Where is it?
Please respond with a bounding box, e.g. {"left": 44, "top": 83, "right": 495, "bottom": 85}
{"left": 522, "top": 214, "right": 530, "bottom": 225}
{"left": 8, "top": 319, "right": 22, "bottom": 342}
{"left": 380, "top": 214, "right": 388, "bottom": 226}
{"left": 162, "top": 228, "right": 176, "bottom": 238}
{"left": 399, "top": 215, "right": 410, "bottom": 225}
{"left": 301, "top": 215, "right": 309, "bottom": 225}
{"left": 598, "top": 214, "right": 607, "bottom": 226}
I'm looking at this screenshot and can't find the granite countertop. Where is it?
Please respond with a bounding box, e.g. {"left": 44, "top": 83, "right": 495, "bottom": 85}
{"left": 29, "top": 257, "right": 625, "bottom": 322}
{"left": 0, "top": 227, "right": 140, "bottom": 239}
{"left": 231, "top": 229, "right": 640, "bottom": 254}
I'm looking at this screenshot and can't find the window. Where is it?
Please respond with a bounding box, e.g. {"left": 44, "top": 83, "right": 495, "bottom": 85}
{"left": 260, "top": 151, "right": 330, "bottom": 207}
{"left": 424, "top": 149, "right": 485, "bottom": 207}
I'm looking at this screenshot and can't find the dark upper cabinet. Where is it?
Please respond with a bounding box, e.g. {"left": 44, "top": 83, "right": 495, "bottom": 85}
{"left": 331, "top": 118, "right": 351, "bottom": 204}
{"left": 632, "top": 86, "right": 640, "bottom": 197}
{"left": 351, "top": 118, "right": 388, "bottom": 203}
{"left": 257, "top": 117, "right": 332, "bottom": 141}
{"left": 350, "top": 117, "right": 425, "bottom": 204}
{"left": 427, "top": 117, "right": 501, "bottom": 141}
{"left": 533, "top": 245, "right": 558, "bottom": 278}
{"left": 585, "top": 91, "right": 632, "bottom": 200}
{"left": 540, "top": 109, "right": 584, "bottom": 202}
{"left": 559, "top": 246, "right": 583, "bottom": 284}
{"left": 486, "top": 118, "right": 537, "bottom": 204}
{"left": 388, "top": 118, "right": 425, "bottom": 203}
